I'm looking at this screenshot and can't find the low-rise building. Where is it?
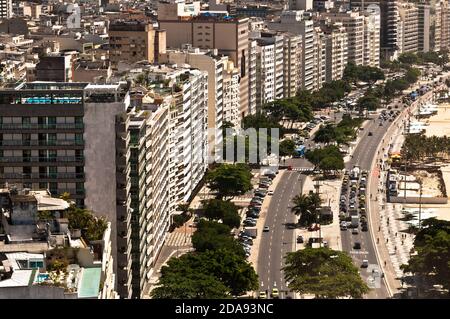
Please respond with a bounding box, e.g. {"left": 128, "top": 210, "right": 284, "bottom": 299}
{"left": 0, "top": 187, "right": 118, "bottom": 299}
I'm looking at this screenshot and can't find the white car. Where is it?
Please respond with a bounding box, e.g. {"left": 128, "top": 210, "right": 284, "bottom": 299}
{"left": 263, "top": 226, "right": 270, "bottom": 232}
{"left": 267, "top": 190, "right": 274, "bottom": 196}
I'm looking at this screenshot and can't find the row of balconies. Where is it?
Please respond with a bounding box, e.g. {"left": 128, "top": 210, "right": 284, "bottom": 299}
{"left": 0, "top": 139, "right": 84, "bottom": 146}
{"left": 0, "top": 172, "right": 85, "bottom": 179}
{"left": 0, "top": 123, "right": 84, "bottom": 130}
{"left": 0, "top": 156, "right": 84, "bottom": 163}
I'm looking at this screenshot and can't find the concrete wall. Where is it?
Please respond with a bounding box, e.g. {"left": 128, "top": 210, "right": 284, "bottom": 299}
{"left": 83, "top": 101, "right": 127, "bottom": 280}
{"left": 0, "top": 285, "right": 78, "bottom": 299}
{"left": 389, "top": 196, "right": 448, "bottom": 204}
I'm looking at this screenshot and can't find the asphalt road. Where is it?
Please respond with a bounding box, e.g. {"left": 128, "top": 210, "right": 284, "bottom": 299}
{"left": 341, "top": 112, "right": 400, "bottom": 299}
{"left": 257, "top": 171, "right": 305, "bottom": 299}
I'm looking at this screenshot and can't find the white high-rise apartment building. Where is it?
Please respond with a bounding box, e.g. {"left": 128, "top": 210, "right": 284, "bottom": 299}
{"left": 254, "top": 37, "right": 276, "bottom": 108}
{"left": 283, "top": 33, "right": 303, "bottom": 98}
{"left": 0, "top": 0, "right": 12, "bottom": 19}
{"left": 267, "top": 10, "right": 315, "bottom": 91}
{"left": 363, "top": 7, "right": 380, "bottom": 67}
{"left": 248, "top": 39, "right": 258, "bottom": 114}
{"left": 321, "top": 21, "right": 348, "bottom": 83}
{"left": 320, "top": 11, "right": 365, "bottom": 65}
{"left": 399, "top": 2, "right": 419, "bottom": 54}
{"left": 222, "top": 60, "right": 241, "bottom": 128}
{"left": 160, "top": 46, "right": 226, "bottom": 156}
{"left": 156, "top": 68, "right": 209, "bottom": 213}
{"left": 313, "top": 27, "right": 327, "bottom": 90}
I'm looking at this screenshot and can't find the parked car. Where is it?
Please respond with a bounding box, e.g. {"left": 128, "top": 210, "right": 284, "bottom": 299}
{"left": 267, "top": 190, "right": 274, "bottom": 196}
{"left": 361, "top": 259, "right": 369, "bottom": 268}
{"left": 297, "top": 235, "right": 304, "bottom": 243}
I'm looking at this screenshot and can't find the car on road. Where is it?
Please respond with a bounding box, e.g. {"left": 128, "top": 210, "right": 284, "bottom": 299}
{"left": 263, "top": 226, "right": 270, "bottom": 232}
{"left": 353, "top": 242, "right": 362, "bottom": 249}
{"left": 379, "top": 122, "right": 383, "bottom": 126}
{"left": 271, "top": 288, "right": 279, "bottom": 299}
{"left": 352, "top": 228, "right": 359, "bottom": 235}
{"left": 259, "top": 292, "right": 267, "bottom": 299}
{"left": 368, "top": 131, "right": 373, "bottom": 136}
{"left": 297, "top": 235, "right": 304, "bottom": 243}
{"left": 267, "top": 190, "right": 274, "bottom": 196}
{"left": 361, "top": 260, "right": 369, "bottom": 268}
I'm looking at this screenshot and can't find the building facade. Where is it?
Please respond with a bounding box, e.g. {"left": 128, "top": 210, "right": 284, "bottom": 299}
{"left": 109, "top": 20, "right": 166, "bottom": 69}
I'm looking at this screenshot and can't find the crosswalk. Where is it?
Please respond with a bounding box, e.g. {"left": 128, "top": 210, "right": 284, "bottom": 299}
{"left": 291, "top": 167, "right": 313, "bottom": 172}
{"left": 165, "top": 232, "right": 192, "bottom": 247}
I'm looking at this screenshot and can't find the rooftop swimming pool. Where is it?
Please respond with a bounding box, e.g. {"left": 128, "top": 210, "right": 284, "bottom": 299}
{"left": 34, "top": 273, "right": 49, "bottom": 283}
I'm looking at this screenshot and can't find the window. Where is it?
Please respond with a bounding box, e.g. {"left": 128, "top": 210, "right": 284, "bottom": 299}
{"left": 22, "top": 117, "right": 30, "bottom": 126}
{"left": 48, "top": 133, "right": 56, "bottom": 145}
{"left": 49, "top": 167, "right": 57, "bottom": 178}
{"left": 49, "top": 150, "right": 56, "bottom": 162}
{"left": 48, "top": 117, "right": 56, "bottom": 129}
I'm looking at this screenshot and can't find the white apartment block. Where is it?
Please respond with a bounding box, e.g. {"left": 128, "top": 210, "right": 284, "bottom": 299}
{"left": 255, "top": 37, "right": 276, "bottom": 108}
{"left": 363, "top": 8, "right": 380, "bottom": 67}
{"left": 160, "top": 46, "right": 226, "bottom": 156}
{"left": 267, "top": 10, "right": 315, "bottom": 91}
{"left": 0, "top": 0, "right": 12, "bottom": 19}
{"left": 321, "top": 21, "right": 348, "bottom": 83}
{"left": 320, "top": 11, "right": 365, "bottom": 66}
{"left": 248, "top": 39, "right": 257, "bottom": 114}
{"left": 399, "top": 2, "right": 419, "bottom": 54}
{"left": 222, "top": 60, "right": 241, "bottom": 128}
{"left": 313, "top": 27, "right": 326, "bottom": 90}
{"left": 144, "top": 67, "right": 209, "bottom": 214}
{"left": 283, "top": 33, "right": 302, "bottom": 98}
{"left": 127, "top": 104, "right": 170, "bottom": 298}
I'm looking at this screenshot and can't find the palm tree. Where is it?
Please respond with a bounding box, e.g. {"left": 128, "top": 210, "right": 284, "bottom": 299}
{"left": 291, "top": 193, "right": 322, "bottom": 226}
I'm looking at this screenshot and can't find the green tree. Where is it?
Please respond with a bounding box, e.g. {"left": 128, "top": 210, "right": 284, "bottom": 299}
{"left": 279, "top": 139, "right": 297, "bottom": 156}
{"left": 151, "top": 248, "right": 258, "bottom": 298}
{"left": 401, "top": 219, "right": 450, "bottom": 294}
{"left": 206, "top": 164, "right": 252, "bottom": 199}
{"left": 283, "top": 247, "right": 370, "bottom": 298}
{"left": 319, "top": 156, "right": 344, "bottom": 173}
{"left": 192, "top": 220, "right": 244, "bottom": 256}
{"left": 291, "top": 192, "right": 322, "bottom": 226}
{"left": 314, "top": 124, "right": 336, "bottom": 144}
{"left": 357, "top": 94, "right": 380, "bottom": 112}
{"left": 151, "top": 254, "right": 230, "bottom": 299}
{"left": 202, "top": 199, "right": 241, "bottom": 229}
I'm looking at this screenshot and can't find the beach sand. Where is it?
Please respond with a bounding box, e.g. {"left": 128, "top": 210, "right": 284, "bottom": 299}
{"left": 424, "top": 103, "right": 450, "bottom": 137}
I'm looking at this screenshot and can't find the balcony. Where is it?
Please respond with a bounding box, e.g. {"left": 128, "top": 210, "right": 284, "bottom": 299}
{"left": 0, "top": 173, "right": 85, "bottom": 180}
{"left": 0, "top": 123, "right": 84, "bottom": 130}
{"left": 0, "top": 156, "right": 84, "bottom": 163}
{"left": 0, "top": 140, "right": 84, "bottom": 147}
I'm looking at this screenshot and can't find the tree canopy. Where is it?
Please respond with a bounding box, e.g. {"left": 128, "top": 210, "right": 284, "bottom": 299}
{"left": 305, "top": 145, "right": 344, "bottom": 172}
{"left": 206, "top": 164, "right": 253, "bottom": 199}
{"left": 202, "top": 199, "right": 241, "bottom": 229}
{"left": 192, "top": 220, "right": 244, "bottom": 256}
{"left": 343, "top": 62, "right": 385, "bottom": 84}
{"left": 291, "top": 192, "right": 322, "bottom": 226}
{"left": 279, "top": 139, "right": 297, "bottom": 157}
{"left": 151, "top": 248, "right": 258, "bottom": 298}
{"left": 283, "top": 247, "right": 370, "bottom": 298}
{"left": 400, "top": 219, "right": 450, "bottom": 295}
